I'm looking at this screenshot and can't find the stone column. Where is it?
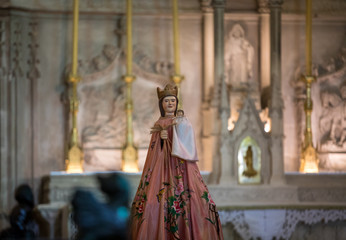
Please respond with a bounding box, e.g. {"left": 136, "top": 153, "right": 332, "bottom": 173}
{"left": 269, "top": 0, "right": 285, "bottom": 184}
{"left": 208, "top": 0, "right": 225, "bottom": 184}
{"left": 200, "top": 0, "right": 214, "bottom": 171}
{"left": 0, "top": 15, "right": 15, "bottom": 229}
{"left": 219, "top": 75, "right": 233, "bottom": 185}
{"left": 258, "top": 0, "right": 271, "bottom": 90}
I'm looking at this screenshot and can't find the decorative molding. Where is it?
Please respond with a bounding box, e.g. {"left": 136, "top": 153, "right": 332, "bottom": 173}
{"left": 298, "top": 188, "right": 346, "bottom": 202}
{"left": 210, "top": 186, "right": 298, "bottom": 205}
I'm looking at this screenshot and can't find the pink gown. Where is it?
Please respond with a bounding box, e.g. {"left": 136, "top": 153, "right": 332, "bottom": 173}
{"left": 130, "top": 116, "right": 223, "bottom": 240}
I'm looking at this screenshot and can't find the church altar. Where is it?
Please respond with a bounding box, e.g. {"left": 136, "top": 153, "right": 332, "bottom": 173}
{"left": 36, "top": 171, "right": 346, "bottom": 240}
{"left": 1, "top": 0, "right": 346, "bottom": 239}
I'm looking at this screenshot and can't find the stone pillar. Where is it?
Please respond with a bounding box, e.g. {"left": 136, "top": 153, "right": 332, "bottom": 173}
{"left": 269, "top": 0, "right": 285, "bottom": 184}
{"left": 208, "top": 0, "right": 225, "bottom": 184}
{"left": 258, "top": 0, "right": 271, "bottom": 90}
{"left": 200, "top": 0, "right": 214, "bottom": 171}
{"left": 219, "top": 75, "right": 234, "bottom": 185}
{"left": 0, "top": 14, "right": 15, "bottom": 229}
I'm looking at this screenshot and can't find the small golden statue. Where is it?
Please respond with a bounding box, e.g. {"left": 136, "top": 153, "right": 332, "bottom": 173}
{"left": 242, "top": 146, "right": 258, "bottom": 178}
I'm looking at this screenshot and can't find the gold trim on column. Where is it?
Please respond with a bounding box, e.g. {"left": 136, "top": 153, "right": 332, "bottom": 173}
{"left": 300, "top": 0, "right": 319, "bottom": 173}
{"left": 122, "top": 0, "right": 138, "bottom": 173}
{"left": 66, "top": 0, "right": 83, "bottom": 173}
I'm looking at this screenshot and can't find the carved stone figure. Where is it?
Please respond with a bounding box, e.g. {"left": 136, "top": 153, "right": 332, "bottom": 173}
{"left": 242, "top": 146, "right": 258, "bottom": 178}
{"left": 224, "top": 24, "right": 254, "bottom": 88}
{"left": 319, "top": 83, "right": 346, "bottom": 147}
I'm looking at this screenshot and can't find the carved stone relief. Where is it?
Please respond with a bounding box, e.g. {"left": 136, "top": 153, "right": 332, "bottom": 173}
{"left": 292, "top": 47, "right": 346, "bottom": 171}
{"left": 72, "top": 44, "right": 173, "bottom": 170}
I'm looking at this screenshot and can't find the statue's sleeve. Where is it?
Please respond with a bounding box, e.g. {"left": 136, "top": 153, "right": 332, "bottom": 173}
{"left": 171, "top": 117, "right": 198, "bottom": 161}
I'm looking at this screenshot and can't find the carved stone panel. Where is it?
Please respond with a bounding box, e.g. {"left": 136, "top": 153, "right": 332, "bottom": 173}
{"left": 76, "top": 45, "right": 172, "bottom": 171}
{"left": 292, "top": 48, "right": 346, "bottom": 172}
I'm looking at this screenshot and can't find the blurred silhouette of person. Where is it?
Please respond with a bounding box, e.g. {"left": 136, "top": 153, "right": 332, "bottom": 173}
{"left": 0, "top": 184, "right": 39, "bottom": 239}
{"left": 71, "top": 173, "right": 130, "bottom": 240}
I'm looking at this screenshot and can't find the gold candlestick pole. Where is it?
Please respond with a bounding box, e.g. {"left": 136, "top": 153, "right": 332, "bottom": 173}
{"left": 122, "top": 0, "right": 138, "bottom": 173}
{"left": 299, "top": 0, "right": 319, "bottom": 173}
{"left": 171, "top": 0, "right": 184, "bottom": 109}
{"left": 66, "top": 0, "right": 83, "bottom": 173}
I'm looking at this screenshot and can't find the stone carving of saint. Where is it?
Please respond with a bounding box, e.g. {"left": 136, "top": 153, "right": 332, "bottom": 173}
{"left": 242, "top": 146, "right": 258, "bottom": 178}
{"left": 319, "top": 83, "right": 346, "bottom": 147}
{"left": 224, "top": 24, "right": 254, "bottom": 88}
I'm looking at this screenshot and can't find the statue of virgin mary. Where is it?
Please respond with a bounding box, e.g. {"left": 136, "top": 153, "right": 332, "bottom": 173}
{"left": 130, "top": 84, "right": 223, "bottom": 240}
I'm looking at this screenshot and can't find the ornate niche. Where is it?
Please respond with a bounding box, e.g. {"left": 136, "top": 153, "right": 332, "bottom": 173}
{"left": 292, "top": 47, "right": 346, "bottom": 172}
{"left": 228, "top": 96, "right": 270, "bottom": 185}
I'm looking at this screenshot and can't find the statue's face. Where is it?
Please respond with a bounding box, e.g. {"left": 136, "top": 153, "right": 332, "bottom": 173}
{"left": 162, "top": 96, "right": 177, "bottom": 115}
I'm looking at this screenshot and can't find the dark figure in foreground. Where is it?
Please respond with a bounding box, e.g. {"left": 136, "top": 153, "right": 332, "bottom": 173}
{"left": 0, "top": 184, "right": 38, "bottom": 240}
{"left": 71, "top": 173, "right": 130, "bottom": 240}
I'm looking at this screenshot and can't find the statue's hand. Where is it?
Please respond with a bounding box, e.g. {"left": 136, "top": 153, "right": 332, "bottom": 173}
{"left": 160, "top": 130, "right": 168, "bottom": 140}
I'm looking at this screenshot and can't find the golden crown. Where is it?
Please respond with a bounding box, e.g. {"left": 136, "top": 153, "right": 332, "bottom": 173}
{"left": 157, "top": 84, "right": 178, "bottom": 100}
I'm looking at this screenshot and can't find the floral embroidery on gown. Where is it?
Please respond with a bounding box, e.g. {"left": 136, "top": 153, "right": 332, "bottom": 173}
{"left": 130, "top": 116, "right": 223, "bottom": 240}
